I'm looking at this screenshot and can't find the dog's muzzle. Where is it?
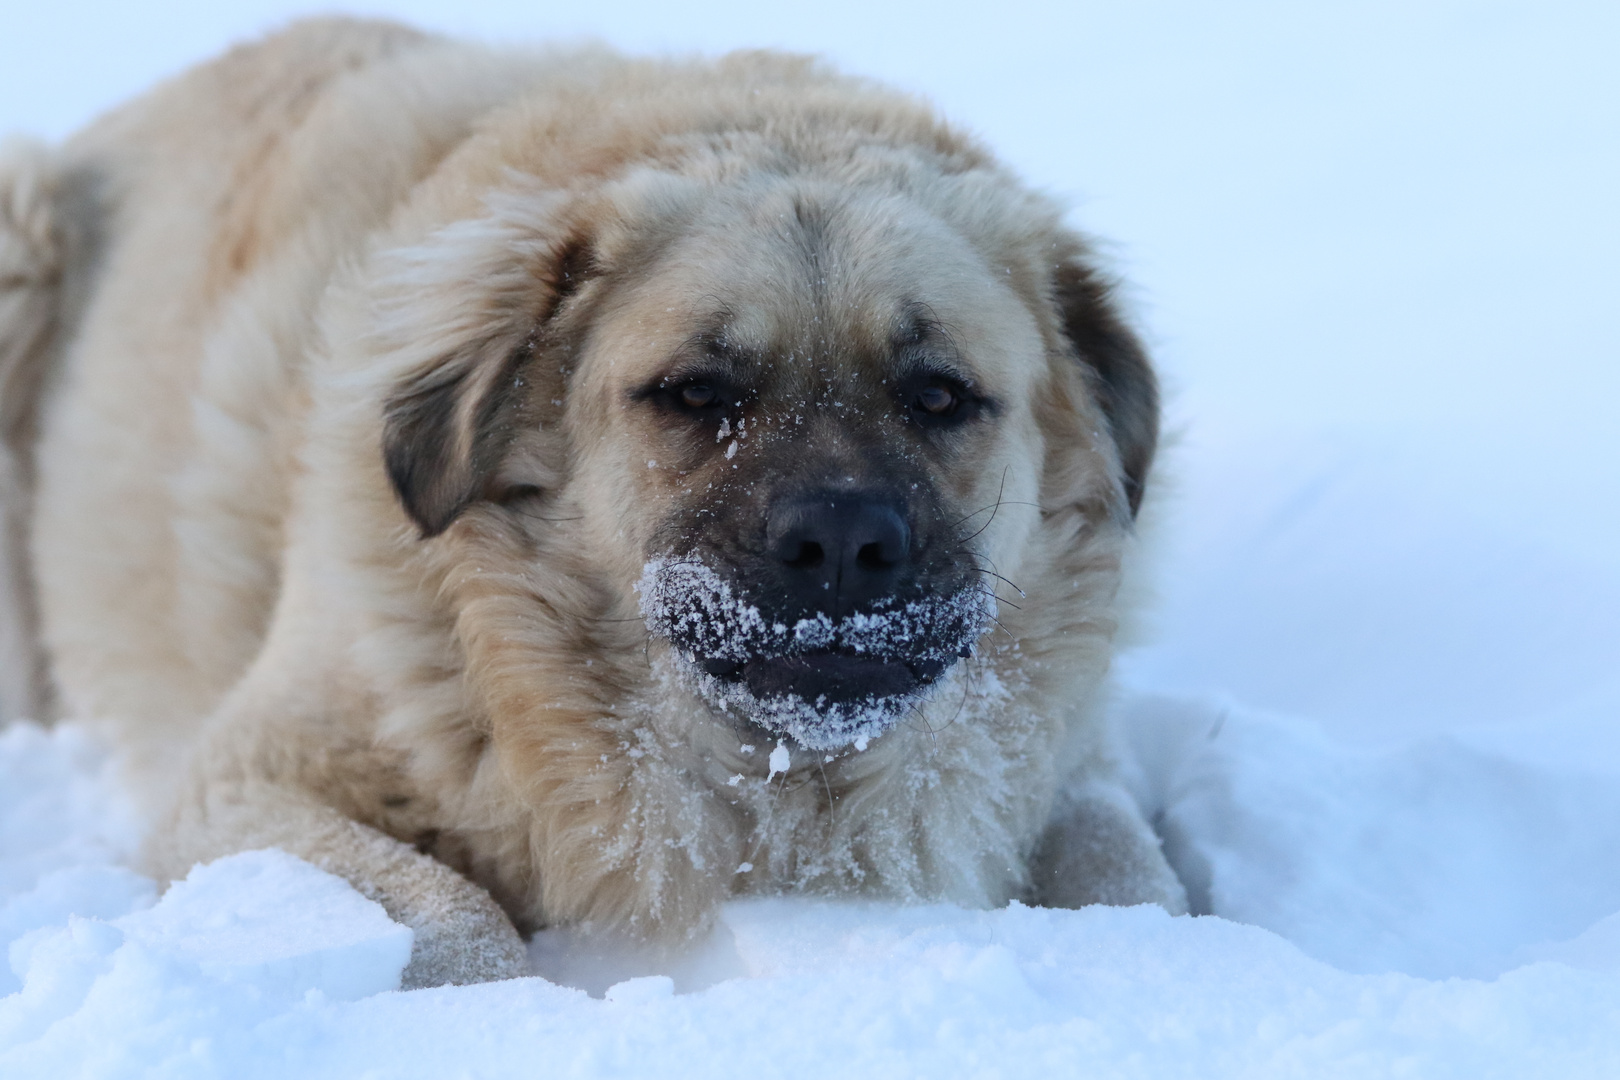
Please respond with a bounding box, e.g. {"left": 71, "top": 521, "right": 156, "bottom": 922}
{"left": 637, "top": 556, "right": 989, "bottom": 750}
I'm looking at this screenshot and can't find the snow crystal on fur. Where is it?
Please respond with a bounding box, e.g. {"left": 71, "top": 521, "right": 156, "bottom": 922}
{"left": 636, "top": 556, "right": 992, "bottom": 749}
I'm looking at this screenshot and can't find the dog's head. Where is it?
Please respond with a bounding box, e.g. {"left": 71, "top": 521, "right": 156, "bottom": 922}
{"left": 375, "top": 109, "right": 1155, "bottom": 751}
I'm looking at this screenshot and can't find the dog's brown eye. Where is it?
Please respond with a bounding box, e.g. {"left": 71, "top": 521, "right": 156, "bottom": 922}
{"left": 899, "top": 373, "right": 989, "bottom": 430}
{"left": 915, "top": 385, "right": 957, "bottom": 416}
{"left": 680, "top": 384, "right": 718, "bottom": 409}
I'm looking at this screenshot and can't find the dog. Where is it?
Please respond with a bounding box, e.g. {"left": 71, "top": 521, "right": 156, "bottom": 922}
{"left": 0, "top": 18, "right": 1186, "bottom": 987}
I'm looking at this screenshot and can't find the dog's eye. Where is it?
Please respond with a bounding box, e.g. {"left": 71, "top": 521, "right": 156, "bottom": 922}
{"left": 635, "top": 375, "right": 744, "bottom": 420}
{"left": 915, "top": 385, "right": 957, "bottom": 416}
{"left": 899, "top": 373, "right": 988, "bottom": 430}
{"left": 679, "top": 384, "right": 719, "bottom": 409}
{"left": 907, "top": 380, "right": 973, "bottom": 425}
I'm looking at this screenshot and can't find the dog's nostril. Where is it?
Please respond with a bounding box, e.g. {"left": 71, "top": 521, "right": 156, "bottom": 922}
{"left": 856, "top": 541, "right": 892, "bottom": 570}
{"left": 787, "top": 541, "right": 824, "bottom": 569}
{"left": 765, "top": 492, "right": 911, "bottom": 612}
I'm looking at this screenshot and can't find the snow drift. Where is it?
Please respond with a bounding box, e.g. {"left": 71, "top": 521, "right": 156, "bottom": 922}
{"left": 4, "top": 683, "right": 1620, "bottom": 1077}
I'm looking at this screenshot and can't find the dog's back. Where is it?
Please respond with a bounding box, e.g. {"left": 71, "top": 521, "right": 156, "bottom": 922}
{"left": 6, "top": 21, "right": 543, "bottom": 786}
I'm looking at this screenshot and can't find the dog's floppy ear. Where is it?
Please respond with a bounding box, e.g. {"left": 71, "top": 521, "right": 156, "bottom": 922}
{"left": 381, "top": 226, "right": 593, "bottom": 538}
{"left": 1050, "top": 244, "right": 1159, "bottom": 517}
{"left": 382, "top": 334, "right": 531, "bottom": 538}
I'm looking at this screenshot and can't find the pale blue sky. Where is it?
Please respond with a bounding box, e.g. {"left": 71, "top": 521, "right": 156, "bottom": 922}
{"left": 6, "top": 1, "right": 1616, "bottom": 433}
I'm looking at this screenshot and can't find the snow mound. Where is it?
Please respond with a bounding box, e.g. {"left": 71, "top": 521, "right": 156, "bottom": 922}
{"left": 114, "top": 850, "right": 413, "bottom": 1001}
{"left": 0, "top": 866, "right": 154, "bottom": 998}
{"left": 1128, "top": 694, "right": 1620, "bottom": 979}
{"left": 4, "top": 710, "right": 1619, "bottom": 1077}
{"left": 1, "top": 849, "right": 414, "bottom": 1077}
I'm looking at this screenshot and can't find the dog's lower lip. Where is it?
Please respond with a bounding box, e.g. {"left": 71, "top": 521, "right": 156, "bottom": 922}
{"left": 743, "top": 653, "right": 916, "bottom": 704}
{"left": 695, "top": 650, "right": 952, "bottom": 704}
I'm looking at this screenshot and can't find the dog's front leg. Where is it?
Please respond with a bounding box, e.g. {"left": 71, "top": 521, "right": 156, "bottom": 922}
{"left": 1028, "top": 776, "right": 1189, "bottom": 915}
{"left": 147, "top": 776, "right": 529, "bottom": 988}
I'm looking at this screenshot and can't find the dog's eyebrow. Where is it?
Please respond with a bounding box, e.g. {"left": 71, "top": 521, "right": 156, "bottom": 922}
{"left": 898, "top": 354, "right": 984, "bottom": 396}
{"left": 892, "top": 304, "right": 979, "bottom": 385}
{"left": 663, "top": 322, "right": 754, "bottom": 382}
{"left": 628, "top": 316, "right": 756, "bottom": 401}
{"left": 893, "top": 302, "right": 958, "bottom": 352}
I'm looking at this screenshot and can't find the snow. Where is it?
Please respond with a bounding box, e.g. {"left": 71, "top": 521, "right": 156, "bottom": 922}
{"left": 2, "top": 853, "right": 411, "bottom": 1077}
{"left": 111, "top": 851, "right": 413, "bottom": 1002}
{"left": 638, "top": 556, "right": 988, "bottom": 748}
{"left": 5, "top": 655, "right": 1620, "bottom": 1075}
{"left": 4, "top": 0, "right": 1619, "bottom": 1073}
{"left": 1124, "top": 695, "right": 1620, "bottom": 980}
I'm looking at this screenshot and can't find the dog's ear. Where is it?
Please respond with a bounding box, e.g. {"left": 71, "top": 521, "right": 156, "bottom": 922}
{"left": 381, "top": 231, "right": 593, "bottom": 538}
{"left": 382, "top": 335, "right": 531, "bottom": 538}
{"left": 1050, "top": 244, "right": 1159, "bottom": 517}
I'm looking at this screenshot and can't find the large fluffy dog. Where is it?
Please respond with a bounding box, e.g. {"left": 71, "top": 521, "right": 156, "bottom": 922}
{"left": 0, "top": 19, "right": 1185, "bottom": 986}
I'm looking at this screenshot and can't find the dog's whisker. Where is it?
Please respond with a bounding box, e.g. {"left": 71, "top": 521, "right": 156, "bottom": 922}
{"left": 901, "top": 697, "right": 939, "bottom": 747}
{"left": 950, "top": 499, "right": 1041, "bottom": 528}
{"left": 957, "top": 547, "right": 1010, "bottom": 578}
{"left": 973, "top": 604, "right": 1016, "bottom": 641}
{"left": 949, "top": 470, "right": 1040, "bottom": 530}
{"left": 942, "top": 666, "right": 973, "bottom": 734}
{"left": 966, "top": 566, "right": 1027, "bottom": 599}
{"left": 816, "top": 758, "right": 837, "bottom": 826}
{"left": 509, "top": 511, "right": 585, "bottom": 523}
{"left": 956, "top": 467, "right": 1012, "bottom": 544}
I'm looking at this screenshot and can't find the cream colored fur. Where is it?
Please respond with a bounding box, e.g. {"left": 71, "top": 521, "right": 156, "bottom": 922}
{"left": 3, "top": 18, "right": 1185, "bottom": 987}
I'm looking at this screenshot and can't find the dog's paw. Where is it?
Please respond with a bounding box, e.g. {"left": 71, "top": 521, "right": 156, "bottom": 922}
{"left": 1030, "top": 778, "right": 1190, "bottom": 916}
{"left": 399, "top": 897, "right": 529, "bottom": 988}
{"left": 299, "top": 821, "right": 532, "bottom": 988}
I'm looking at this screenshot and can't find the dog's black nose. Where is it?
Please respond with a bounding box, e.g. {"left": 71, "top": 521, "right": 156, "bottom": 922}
{"left": 766, "top": 493, "right": 911, "bottom": 616}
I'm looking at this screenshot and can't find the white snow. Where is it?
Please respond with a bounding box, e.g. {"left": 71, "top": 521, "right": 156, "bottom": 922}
{"left": 2, "top": 851, "right": 411, "bottom": 1074}
{"left": 5, "top": 640, "right": 1620, "bottom": 1076}
{"left": 638, "top": 555, "right": 989, "bottom": 748}
{"left": 4, "top": 759, "right": 1620, "bottom": 1077}
{"left": 1123, "top": 695, "right": 1620, "bottom": 980}
{"left": 113, "top": 850, "right": 412, "bottom": 1001}
{"left": 637, "top": 557, "right": 989, "bottom": 667}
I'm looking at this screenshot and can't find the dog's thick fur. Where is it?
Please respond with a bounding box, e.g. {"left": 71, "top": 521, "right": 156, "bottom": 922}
{"left": 0, "top": 19, "right": 1185, "bottom": 986}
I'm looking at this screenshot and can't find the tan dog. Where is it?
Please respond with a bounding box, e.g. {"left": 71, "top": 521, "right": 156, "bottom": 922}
{"left": 0, "top": 18, "right": 1185, "bottom": 987}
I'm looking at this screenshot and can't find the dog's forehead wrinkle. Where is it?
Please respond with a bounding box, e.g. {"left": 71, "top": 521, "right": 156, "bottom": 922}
{"left": 664, "top": 186, "right": 989, "bottom": 340}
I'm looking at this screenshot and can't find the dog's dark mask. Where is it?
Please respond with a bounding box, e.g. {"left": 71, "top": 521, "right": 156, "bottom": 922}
{"left": 636, "top": 402, "right": 992, "bottom": 749}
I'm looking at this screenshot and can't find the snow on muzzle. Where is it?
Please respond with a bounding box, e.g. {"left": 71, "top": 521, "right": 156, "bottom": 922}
{"left": 637, "top": 556, "right": 992, "bottom": 750}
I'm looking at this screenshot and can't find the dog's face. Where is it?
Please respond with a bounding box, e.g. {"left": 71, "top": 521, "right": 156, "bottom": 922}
{"left": 576, "top": 179, "right": 1052, "bottom": 747}
{"left": 381, "top": 157, "right": 1156, "bottom": 751}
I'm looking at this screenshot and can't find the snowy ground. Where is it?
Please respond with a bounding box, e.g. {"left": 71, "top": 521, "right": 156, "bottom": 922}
{"left": 4, "top": 1, "right": 1619, "bottom": 1076}
{"left": 5, "top": 653, "right": 1620, "bottom": 1077}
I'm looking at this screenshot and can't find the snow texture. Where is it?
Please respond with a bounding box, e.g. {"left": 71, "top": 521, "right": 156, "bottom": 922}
{"left": 638, "top": 556, "right": 989, "bottom": 749}
{"left": 4, "top": 674, "right": 1620, "bottom": 1076}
